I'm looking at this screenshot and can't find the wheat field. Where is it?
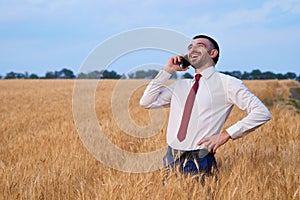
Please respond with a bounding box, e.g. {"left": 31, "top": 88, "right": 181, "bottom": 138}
{"left": 0, "top": 79, "right": 300, "bottom": 200}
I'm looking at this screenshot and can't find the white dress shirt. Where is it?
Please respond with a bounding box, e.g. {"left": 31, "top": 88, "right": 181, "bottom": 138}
{"left": 140, "top": 66, "right": 271, "bottom": 151}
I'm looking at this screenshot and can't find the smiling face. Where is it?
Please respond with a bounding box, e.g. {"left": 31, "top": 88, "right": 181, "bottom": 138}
{"left": 187, "top": 38, "right": 218, "bottom": 70}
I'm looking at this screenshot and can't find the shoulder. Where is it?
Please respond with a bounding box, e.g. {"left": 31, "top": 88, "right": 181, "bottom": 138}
{"left": 217, "top": 71, "right": 242, "bottom": 81}
{"left": 216, "top": 71, "right": 243, "bottom": 87}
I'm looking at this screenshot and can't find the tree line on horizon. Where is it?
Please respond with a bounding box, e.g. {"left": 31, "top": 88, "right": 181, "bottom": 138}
{"left": 1, "top": 68, "right": 300, "bottom": 81}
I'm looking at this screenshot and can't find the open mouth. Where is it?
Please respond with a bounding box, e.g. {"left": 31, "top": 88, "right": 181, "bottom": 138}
{"left": 189, "top": 53, "right": 200, "bottom": 59}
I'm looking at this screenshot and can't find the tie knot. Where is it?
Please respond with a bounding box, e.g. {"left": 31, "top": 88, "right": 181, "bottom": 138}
{"left": 195, "top": 74, "right": 201, "bottom": 81}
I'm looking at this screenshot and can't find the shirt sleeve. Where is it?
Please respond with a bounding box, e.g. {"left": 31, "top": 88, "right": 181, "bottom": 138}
{"left": 225, "top": 78, "right": 272, "bottom": 139}
{"left": 139, "top": 70, "right": 175, "bottom": 109}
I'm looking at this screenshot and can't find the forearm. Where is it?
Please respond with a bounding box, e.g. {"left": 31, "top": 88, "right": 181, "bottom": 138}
{"left": 139, "top": 69, "right": 173, "bottom": 108}
{"left": 140, "top": 56, "right": 189, "bottom": 108}
{"left": 163, "top": 65, "right": 177, "bottom": 74}
{"left": 226, "top": 78, "right": 272, "bottom": 139}
{"left": 226, "top": 104, "right": 271, "bottom": 139}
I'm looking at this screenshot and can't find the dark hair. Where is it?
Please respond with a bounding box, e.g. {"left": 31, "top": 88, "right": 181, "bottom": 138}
{"left": 193, "top": 35, "right": 220, "bottom": 64}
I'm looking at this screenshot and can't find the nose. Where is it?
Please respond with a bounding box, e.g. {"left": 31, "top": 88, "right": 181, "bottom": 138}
{"left": 188, "top": 44, "right": 196, "bottom": 52}
{"left": 189, "top": 44, "right": 195, "bottom": 51}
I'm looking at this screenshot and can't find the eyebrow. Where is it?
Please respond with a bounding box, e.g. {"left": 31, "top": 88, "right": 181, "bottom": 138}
{"left": 188, "top": 42, "right": 207, "bottom": 49}
{"left": 196, "top": 42, "right": 207, "bottom": 46}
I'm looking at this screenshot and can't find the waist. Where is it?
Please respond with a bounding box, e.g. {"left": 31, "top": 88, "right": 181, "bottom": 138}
{"left": 167, "top": 146, "right": 212, "bottom": 159}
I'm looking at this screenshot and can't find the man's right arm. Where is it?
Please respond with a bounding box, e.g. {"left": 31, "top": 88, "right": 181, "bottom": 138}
{"left": 139, "top": 70, "right": 173, "bottom": 109}
{"left": 140, "top": 55, "right": 189, "bottom": 109}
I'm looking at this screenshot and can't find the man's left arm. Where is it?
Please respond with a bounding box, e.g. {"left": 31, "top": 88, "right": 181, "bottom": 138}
{"left": 225, "top": 78, "right": 272, "bottom": 139}
{"left": 198, "top": 78, "right": 271, "bottom": 152}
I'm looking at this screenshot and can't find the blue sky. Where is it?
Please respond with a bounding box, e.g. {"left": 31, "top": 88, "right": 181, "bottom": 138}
{"left": 1, "top": 0, "right": 300, "bottom": 77}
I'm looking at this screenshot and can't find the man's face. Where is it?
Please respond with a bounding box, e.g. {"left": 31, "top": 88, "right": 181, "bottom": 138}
{"left": 187, "top": 38, "right": 214, "bottom": 68}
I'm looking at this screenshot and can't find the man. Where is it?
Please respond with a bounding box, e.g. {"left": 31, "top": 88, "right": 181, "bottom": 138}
{"left": 139, "top": 35, "right": 271, "bottom": 179}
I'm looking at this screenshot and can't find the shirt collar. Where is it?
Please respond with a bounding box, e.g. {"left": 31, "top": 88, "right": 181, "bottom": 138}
{"left": 195, "top": 66, "right": 215, "bottom": 80}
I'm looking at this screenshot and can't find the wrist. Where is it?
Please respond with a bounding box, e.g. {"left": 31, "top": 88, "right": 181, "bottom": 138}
{"left": 163, "top": 66, "right": 176, "bottom": 74}
{"left": 222, "top": 130, "right": 232, "bottom": 140}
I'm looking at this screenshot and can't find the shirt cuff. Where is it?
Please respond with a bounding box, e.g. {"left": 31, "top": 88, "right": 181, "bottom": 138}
{"left": 156, "top": 69, "right": 173, "bottom": 81}
{"left": 226, "top": 124, "right": 243, "bottom": 140}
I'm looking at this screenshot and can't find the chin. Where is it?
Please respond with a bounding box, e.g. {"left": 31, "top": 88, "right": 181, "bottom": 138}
{"left": 191, "top": 64, "right": 201, "bottom": 69}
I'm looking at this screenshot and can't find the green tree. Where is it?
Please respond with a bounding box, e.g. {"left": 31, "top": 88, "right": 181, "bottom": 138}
{"left": 29, "top": 73, "right": 39, "bottom": 79}
{"left": 183, "top": 72, "right": 193, "bottom": 79}
{"left": 251, "top": 69, "right": 262, "bottom": 79}
{"left": 59, "top": 68, "right": 76, "bottom": 79}
{"left": 221, "top": 71, "right": 232, "bottom": 76}
{"left": 241, "top": 71, "right": 252, "bottom": 80}
{"left": 16, "top": 73, "right": 25, "bottom": 79}
{"left": 44, "top": 71, "right": 55, "bottom": 79}
{"left": 134, "top": 70, "right": 147, "bottom": 79}
{"left": 77, "top": 72, "right": 89, "bottom": 79}
{"left": 127, "top": 72, "right": 135, "bottom": 79}
{"left": 276, "top": 73, "right": 285, "bottom": 80}
{"left": 5, "top": 72, "right": 17, "bottom": 79}
{"left": 145, "top": 70, "right": 159, "bottom": 79}
{"left": 284, "top": 72, "right": 296, "bottom": 80}
{"left": 88, "top": 70, "right": 102, "bottom": 79}
{"left": 4, "top": 72, "right": 31, "bottom": 79}
{"left": 261, "top": 71, "right": 276, "bottom": 80}
{"left": 101, "top": 70, "right": 121, "bottom": 79}
{"left": 128, "top": 70, "right": 159, "bottom": 79}
{"left": 231, "top": 71, "right": 242, "bottom": 79}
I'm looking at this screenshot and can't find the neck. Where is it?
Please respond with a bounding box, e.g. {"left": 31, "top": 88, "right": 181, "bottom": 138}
{"left": 194, "top": 63, "right": 214, "bottom": 74}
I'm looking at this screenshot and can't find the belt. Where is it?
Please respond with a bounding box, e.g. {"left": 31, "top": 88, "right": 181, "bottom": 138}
{"left": 164, "top": 146, "right": 213, "bottom": 167}
{"left": 168, "top": 146, "right": 211, "bottom": 159}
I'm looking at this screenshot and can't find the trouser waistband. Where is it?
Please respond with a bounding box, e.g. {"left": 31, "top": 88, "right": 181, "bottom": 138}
{"left": 163, "top": 146, "right": 213, "bottom": 167}
{"left": 168, "top": 146, "right": 211, "bottom": 158}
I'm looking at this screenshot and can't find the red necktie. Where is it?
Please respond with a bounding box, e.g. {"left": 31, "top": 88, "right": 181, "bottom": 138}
{"left": 177, "top": 74, "right": 201, "bottom": 142}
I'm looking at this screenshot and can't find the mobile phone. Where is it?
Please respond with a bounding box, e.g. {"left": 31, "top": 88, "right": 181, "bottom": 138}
{"left": 180, "top": 55, "right": 191, "bottom": 68}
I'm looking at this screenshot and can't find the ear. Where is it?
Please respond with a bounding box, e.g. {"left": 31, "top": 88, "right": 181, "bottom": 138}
{"left": 210, "top": 49, "right": 218, "bottom": 59}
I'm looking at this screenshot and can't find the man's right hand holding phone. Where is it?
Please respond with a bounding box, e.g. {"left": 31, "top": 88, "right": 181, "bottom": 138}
{"left": 164, "top": 55, "right": 190, "bottom": 74}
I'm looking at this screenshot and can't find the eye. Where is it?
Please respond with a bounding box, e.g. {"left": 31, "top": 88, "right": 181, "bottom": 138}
{"left": 196, "top": 43, "right": 206, "bottom": 48}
